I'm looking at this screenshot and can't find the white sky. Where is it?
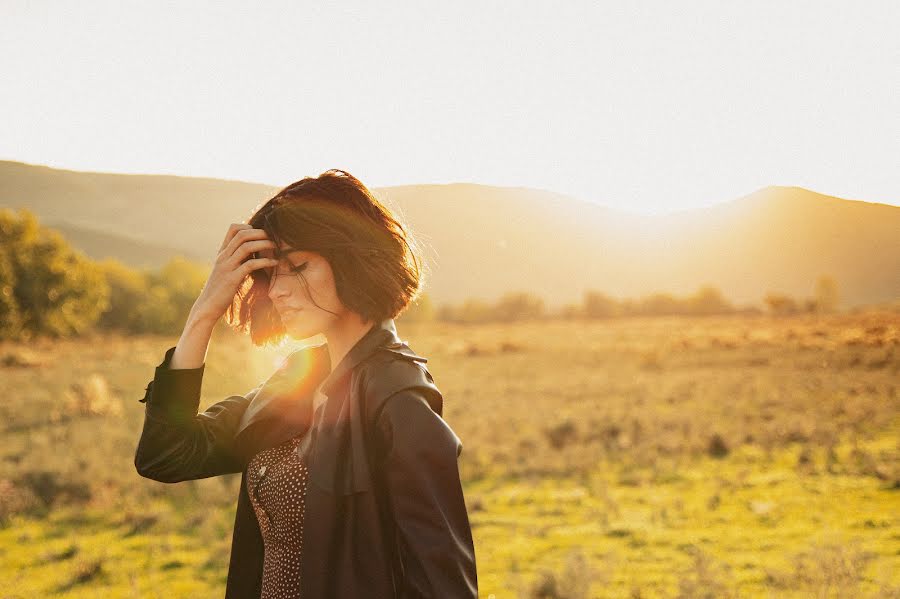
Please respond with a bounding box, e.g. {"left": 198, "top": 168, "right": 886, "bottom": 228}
{"left": 1, "top": 1, "right": 897, "bottom": 214}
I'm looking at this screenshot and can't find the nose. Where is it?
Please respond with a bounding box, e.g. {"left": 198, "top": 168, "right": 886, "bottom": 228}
{"left": 266, "top": 270, "right": 290, "bottom": 302}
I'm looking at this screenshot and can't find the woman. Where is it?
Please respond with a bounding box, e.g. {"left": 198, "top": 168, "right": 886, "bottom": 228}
{"left": 134, "top": 170, "right": 478, "bottom": 598}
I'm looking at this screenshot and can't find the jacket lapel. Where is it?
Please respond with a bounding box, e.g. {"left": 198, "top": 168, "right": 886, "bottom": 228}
{"left": 307, "top": 319, "right": 438, "bottom": 496}
{"left": 232, "top": 341, "right": 329, "bottom": 464}
{"left": 318, "top": 318, "right": 412, "bottom": 398}
{"left": 232, "top": 318, "right": 419, "bottom": 469}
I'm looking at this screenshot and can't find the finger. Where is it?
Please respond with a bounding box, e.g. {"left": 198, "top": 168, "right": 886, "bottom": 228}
{"left": 219, "top": 223, "right": 252, "bottom": 252}
{"left": 223, "top": 228, "right": 271, "bottom": 258}
{"left": 231, "top": 239, "right": 278, "bottom": 264}
{"left": 240, "top": 257, "right": 279, "bottom": 277}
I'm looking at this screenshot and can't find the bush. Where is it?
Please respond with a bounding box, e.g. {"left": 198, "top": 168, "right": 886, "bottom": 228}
{"left": 544, "top": 418, "right": 579, "bottom": 450}
{"left": 17, "top": 470, "right": 92, "bottom": 512}
{"left": 583, "top": 290, "right": 620, "bottom": 318}
{"left": 0, "top": 209, "right": 214, "bottom": 338}
{"left": 494, "top": 291, "right": 545, "bottom": 322}
{"left": 633, "top": 292, "right": 683, "bottom": 317}
{"left": 97, "top": 255, "right": 209, "bottom": 335}
{"left": 439, "top": 298, "right": 494, "bottom": 323}
{"left": 528, "top": 549, "right": 593, "bottom": 599}
{"left": 96, "top": 258, "right": 150, "bottom": 331}
{"left": 398, "top": 292, "right": 435, "bottom": 322}
{"left": 0, "top": 247, "right": 23, "bottom": 338}
{"left": 438, "top": 292, "right": 546, "bottom": 323}
{"left": 708, "top": 433, "right": 730, "bottom": 458}
{"left": 0, "top": 208, "right": 109, "bottom": 340}
{"left": 149, "top": 256, "right": 209, "bottom": 321}
{"left": 686, "top": 285, "right": 734, "bottom": 316}
{"left": 765, "top": 292, "right": 801, "bottom": 316}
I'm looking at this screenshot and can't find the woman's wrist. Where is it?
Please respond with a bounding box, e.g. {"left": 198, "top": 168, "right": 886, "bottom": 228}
{"left": 183, "top": 314, "right": 217, "bottom": 340}
{"left": 186, "top": 305, "right": 220, "bottom": 330}
{"left": 169, "top": 313, "right": 217, "bottom": 370}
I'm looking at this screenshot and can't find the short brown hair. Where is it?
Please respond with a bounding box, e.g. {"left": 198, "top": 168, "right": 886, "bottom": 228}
{"left": 226, "top": 169, "right": 424, "bottom": 346}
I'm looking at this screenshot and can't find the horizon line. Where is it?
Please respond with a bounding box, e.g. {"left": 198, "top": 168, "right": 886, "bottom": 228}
{"left": 1, "top": 156, "right": 897, "bottom": 217}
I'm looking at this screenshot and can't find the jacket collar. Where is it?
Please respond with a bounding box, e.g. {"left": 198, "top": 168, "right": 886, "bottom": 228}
{"left": 319, "top": 317, "right": 399, "bottom": 398}
{"left": 233, "top": 317, "right": 423, "bottom": 464}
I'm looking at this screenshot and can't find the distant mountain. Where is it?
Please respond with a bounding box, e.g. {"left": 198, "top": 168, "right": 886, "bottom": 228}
{"left": 1, "top": 160, "right": 898, "bottom": 309}
{"left": 0, "top": 160, "right": 276, "bottom": 259}
{"left": 45, "top": 222, "right": 207, "bottom": 268}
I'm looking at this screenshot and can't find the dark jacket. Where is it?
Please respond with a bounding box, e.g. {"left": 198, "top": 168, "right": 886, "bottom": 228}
{"left": 134, "top": 318, "right": 478, "bottom": 598}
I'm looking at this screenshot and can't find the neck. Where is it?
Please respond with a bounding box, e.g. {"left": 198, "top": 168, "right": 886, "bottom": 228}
{"left": 323, "top": 312, "right": 376, "bottom": 375}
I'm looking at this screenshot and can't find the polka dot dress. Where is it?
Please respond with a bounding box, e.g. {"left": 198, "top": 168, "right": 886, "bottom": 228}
{"left": 247, "top": 431, "right": 311, "bottom": 598}
{"left": 245, "top": 388, "right": 327, "bottom": 598}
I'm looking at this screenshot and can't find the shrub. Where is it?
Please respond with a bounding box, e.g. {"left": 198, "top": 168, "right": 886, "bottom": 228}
{"left": 583, "top": 290, "right": 620, "bottom": 318}
{"left": 17, "top": 470, "right": 91, "bottom": 511}
{"left": 101, "top": 256, "right": 209, "bottom": 335}
{"left": 0, "top": 247, "right": 23, "bottom": 338}
{"left": 95, "top": 258, "right": 150, "bottom": 331}
{"left": 0, "top": 208, "right": 109, "bottom": 340}
{"left": 527, "top": 549, "right": 593, "bottom": 599}
{"left": 544, "top": 418, "right": 579, "bottom": 450}
{"left": 764, "top": 292, "right": 801, "bottom": 316}
{"left": 495, "top": 291, "right": 546, "bottom": 322}
{"left": 398, "top": 292, "right": 435, "bottom": 322}
{"left": 708, "top": 433, "right": 730, "bottom": 458}
{"left": 686, "top": 285, "right": 734, "bottom": 316}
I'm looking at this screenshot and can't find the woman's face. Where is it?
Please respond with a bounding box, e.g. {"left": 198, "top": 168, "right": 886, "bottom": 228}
{"left": 258, "top": 243, "right": 347, "bottom": 339}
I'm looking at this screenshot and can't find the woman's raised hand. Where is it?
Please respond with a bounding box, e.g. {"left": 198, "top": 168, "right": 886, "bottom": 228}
{"left": 190, "top": 224, "right": 279, "bottom": 324}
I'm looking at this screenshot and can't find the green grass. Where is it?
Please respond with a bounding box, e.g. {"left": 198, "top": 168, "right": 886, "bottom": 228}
{"left": 1, "top": 312, "right": 898, "bottom": 597}
{"left": 468, "top": 435, "right": 899, "bottom": 597}
{"left": 1, "top": 437, "right": 896, "bottom": 597}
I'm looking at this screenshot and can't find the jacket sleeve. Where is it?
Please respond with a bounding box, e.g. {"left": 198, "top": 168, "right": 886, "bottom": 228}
{"left": 374, "top": 389, "right": 478, "bottom": 598}
{"left": 134, "top": 345, "right": 260, "bottom": 483}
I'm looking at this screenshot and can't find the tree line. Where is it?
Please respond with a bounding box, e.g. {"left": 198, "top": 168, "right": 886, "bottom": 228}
{"left": 429, "top": 277, "right": 839, "bottom": 324}
{"left": 1, "top": 208, "right": 208, "bottom": 340}
{"left": 0, "top": 208, "right": 841, "bottom": 340}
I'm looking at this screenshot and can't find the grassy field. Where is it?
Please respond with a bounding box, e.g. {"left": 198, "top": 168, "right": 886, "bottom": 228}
{"left": 0, "top": 310, "right": 897, "bottom": 598}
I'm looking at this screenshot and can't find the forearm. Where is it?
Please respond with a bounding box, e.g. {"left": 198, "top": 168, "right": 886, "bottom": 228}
{"left": 169, "top": 308, "right": 218, "bottom": 370}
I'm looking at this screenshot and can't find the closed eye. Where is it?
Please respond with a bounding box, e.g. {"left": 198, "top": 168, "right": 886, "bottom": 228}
{"left": 258, "top": 261, "right": 306, "bottom": 286}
